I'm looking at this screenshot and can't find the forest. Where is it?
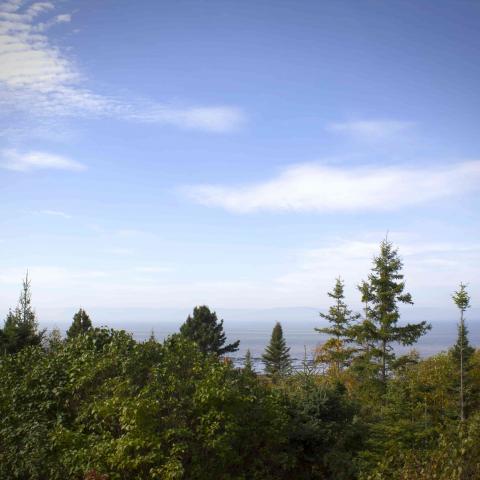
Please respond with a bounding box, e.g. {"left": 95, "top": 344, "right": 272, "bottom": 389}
{"left": 0, "top": 239, "right": 478, "bottom": 480}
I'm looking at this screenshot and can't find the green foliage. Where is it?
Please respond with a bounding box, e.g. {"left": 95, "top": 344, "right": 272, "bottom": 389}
{"left": 316, "top": 278, "right": 360, "bottom": 373}
{"left": 279, "top": 375, "right": 365, "bottom": 480}
{"left": 451, "top": 283, "right": 474, "bottom": 421}
{"left": 357, "top": 352, "right": 448, "bottom": 474}
{"left": 46, "top": 327, "right": 64, "bottom": 351}
{"left": 452, "top": 282, "right": 471, "bottom": 313}
{"left": 244, "top": 348, "right": 255, "bottom": 375}
{"left": 0, "top": 328, "right": 290, "bottom": 480}
{"left": 353, "top": 239, "right": 430, "bottom": 383}
{"left": 450, "top": 322, "right": 475, "bottom": 366}
{"left": 0, "top": 242, "right": 476, "bottom": 479}
{"left": 66, "top": 308, "right": 93, "bottom": 340}
{"left": 179, "top": 305, "right": 240, "bottom": 356}
{"left": 364, "top": 414, "right": 480, "bottom": 479}
{"left": 0, "top": 273, "right": 45, "bottom": 354}
{"left": 262, "top": 322, "right": 291, "bottom": 378}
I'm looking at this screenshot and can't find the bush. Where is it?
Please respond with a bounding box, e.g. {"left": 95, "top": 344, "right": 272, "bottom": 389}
{"left": 0, "top": 329, "right": 290, "bottom": 479}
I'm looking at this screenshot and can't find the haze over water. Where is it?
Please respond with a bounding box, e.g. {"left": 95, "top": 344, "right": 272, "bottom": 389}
{"left": 39, "top": 306, "right": 480, "bottom": 369}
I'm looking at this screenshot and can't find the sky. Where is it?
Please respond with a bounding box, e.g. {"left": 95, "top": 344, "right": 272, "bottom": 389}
{"left": 0, "top": 0, "right": 479, "bottom": 322}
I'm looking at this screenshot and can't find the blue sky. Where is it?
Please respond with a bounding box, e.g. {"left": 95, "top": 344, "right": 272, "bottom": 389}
{"left": 0, "top": 0, "right": 479, "bottom": 318}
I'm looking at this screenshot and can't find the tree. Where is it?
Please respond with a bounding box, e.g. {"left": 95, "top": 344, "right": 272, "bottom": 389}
{"left": 244, "top": 348, "right": 255, "bottom": 374}
{"left": 179, "top": 305, "right": 239, "bottom": 356}
{"left": 355, "top": 280, "right": 376, "bottom": 354}
{"left": 262, "top": 322, "right": 291, "bottom": 377}
{"left": 315, "top": 277, "right": 360, "bottom": 374}
{"left": 0, "top": 273, "right": 44, "bottom": 354}
{"left": 282, "top": 381, "right": 365, "bottom": 479}
{"left": 0, "top": 330, "right": 290, "bottom": 480}
{"left": 451, "top": 283, "right": 473, "bottom": 422}
{"left": 354, "top": 239, "right": 430, "bottom": 384}
{"left": 66, "top": 308, "right": 93, "bottom": 340}
{"left": 147, "top": 328, "right": 156, "bottom": 343}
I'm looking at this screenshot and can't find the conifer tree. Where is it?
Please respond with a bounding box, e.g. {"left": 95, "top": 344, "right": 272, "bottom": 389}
{"left": 451, "top": 283, "right": 472, "bottom": 421}
{"left": 354, "top": 239, "right": 430, "bottom": 384}
{"left": 315, "top": 277, "right": 360, "bottom": 373}
{"left": 147, "top": 329, "right": 156, "bottom": 343}
{"left": 262, "top": 322, "right": 291, "bottom": 377}
{"left": 359, "top": 280, "right": 374, "bottom": 322}
{"left": 244, "top": 349, "right": 255, "bottom": 375}
{"left": 66, "top": 308, "right": 93, "bottom": 340}
{"left": 179, "top": 305, "right": 240, "bottom": 356}
{"left": 0, "top": 273, "right": 44, "bottom": 354}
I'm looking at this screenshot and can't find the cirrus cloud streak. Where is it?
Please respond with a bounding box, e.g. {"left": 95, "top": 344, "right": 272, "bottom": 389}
{"left": 0, "top": 1, "right": 245, "bottom": 133}
{"left": 186, "top": 161, "right": 480, "bottom": 213}
{"left": 1, "top": 149, "right": 85, "bottom": 172}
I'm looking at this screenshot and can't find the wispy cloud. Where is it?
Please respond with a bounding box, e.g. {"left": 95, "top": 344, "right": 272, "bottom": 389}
{"left": 1, "top": 149, "right": 86, "bottom": 172}
{"left": 0, "top": 1, "right": 245, "bottom": 132}
{"left": 127, "top": 105, "right": 245, "bottom": 133}
{"left": 135, "top": 266, "right": 173, "bottom": 274}
{"left": 39, "top": 209, "right": 72, "bottom": 219}
{"left": 274, "top": 238, "right": 480, "bottom": 308}
{"left": 327, "top": 120, "right": 414, "bottom": 141}
{"left": 186, "top": 161, "right": 480, "bottom": 213}
{"left": 0, "top": 266, "right": 108, "bottom": 285}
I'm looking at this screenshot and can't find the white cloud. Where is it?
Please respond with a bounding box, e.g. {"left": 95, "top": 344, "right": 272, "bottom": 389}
{"left": 327, "top": 120, "right": 413, "bottom": 141}
{"left": 186, "top": 161, "right": 480, "bottom": 213}
{"left": 39, "top": 209, "right": 71, "bottom": 219}
{"left": 0, "top": 3, "right": 78, "bottom": 91}
{"left": 128, "top": 105, "right": 245, "bottom": 133}
{"left": 0, "top": 1, "right": 245, "bottom": 132}
{"left": 1, "top": 149, "right": 86, "bottom": 171}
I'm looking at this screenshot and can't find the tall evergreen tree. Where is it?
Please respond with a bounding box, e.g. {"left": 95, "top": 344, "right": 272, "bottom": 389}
{"left": 66, "top": 308, "right": 93, "bottom": 340}
{"left": 354, "top": 239, "right": 430, "bottom": 384}
{"left": 0, "top": 273, "right": 44, "bottom": 354}
{"left": 315, "top": 277, "right": 360, "bottom": 373}
{"left": 179, "top": 305, "right": 239, "bottom": 356}
{"left": 356, "top": 280, "right": 376, "bottom": 354}
{"left": 262, "top": 322, "right": 291, "bottom": 377}
{"left": 451, "top": 283, "right": 472, "bottom": 421}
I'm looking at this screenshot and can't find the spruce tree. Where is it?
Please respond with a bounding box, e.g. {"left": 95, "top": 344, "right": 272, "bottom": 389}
{"left": 179, "top": 305, "right": 240, "bottom": 356}
{"left": 355, "top": 239, "right": 430, "bottom": 384}
{"left": 0, "top": 273, "right": 44, "bottom": 354}
{"left": 66, "top": 308, "right": 93, "bottom": 340}
{"left": 262, "top": 322, "right": 291, "bottom": 377}
{"left": 147, "top": 329, "right": 156, "bottom": 343}
{"left": 451, "top": 283, "right": 472, "bottom": 421}
{"left": 244, "top": 349, "right": 255, "bottom": 375}
{"left": 315, "top": 277, "right": 360, "bottom": 373}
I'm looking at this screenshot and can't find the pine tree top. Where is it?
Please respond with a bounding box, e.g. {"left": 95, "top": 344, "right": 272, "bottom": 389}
{"left": 244, "top": 349, "right": 255, "bottom": 374}
{"left": 179, "top": 305, "right": 240, "bottom": 356}
{"left": 452, "top": 283, "right": 471, "bottom": 313}
{"left": 66, "top": 308, "right": 93, "bottom": 339}
{"left": 317, "top": 277, "right": 360, "bottom": 338}
{"left": 262, "top": 322, "right": 291, "bottom": 377}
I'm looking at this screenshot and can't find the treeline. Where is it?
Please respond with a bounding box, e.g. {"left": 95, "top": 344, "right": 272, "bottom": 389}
{"left": 0, "top": 239, "right": 478, "bottom": 479}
